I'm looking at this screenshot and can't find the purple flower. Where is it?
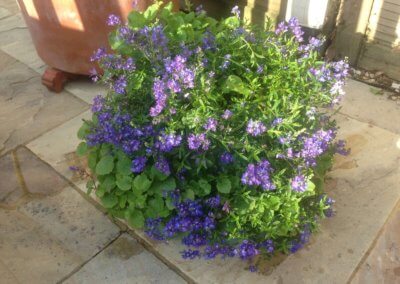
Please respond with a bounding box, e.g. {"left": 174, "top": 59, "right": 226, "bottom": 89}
{"left": 300, "top": 129, "right": 335, "bottom": 166}
{"left": 107, "top": 14, "right": 121, "bottom": 26}
{"left": 231, "top": 6, "right": 240, "bottom": 17}
{"left": 249, "top": 265, "right": 258, "bottom": 272}
{"left": 256, "top": 65, "right": 264, "bottom": 74}
{"left": 181, "top": 249, "right": 201, "bottom": 259}
{"left": 291, "top": 175, "right": 307, "bottom": 192}
{"left": 238, "top": 240, "right": 259, "bottom": 260}
{"left": 113, "top": 76, "right": 127, "bottom": 94}
{"left": 131, "top": 156, "right": 147, "bottom": 173}
{"left": 246, "top": 119, "right": 267, "bottom": 136}
{"left": 203, "top": 118, "right": 218, "bottom": 132}
{"left": 155, "top": 156, "right": 171, "bottom": 175}
{"left": 155, "top": 132, "right": 182, "bottom": 152}
{"left": 91, "top": 95, "right": 105, "bottom": 113}
{"left": 220, "top": 152, "right": 234, "bottom": 164}
{"left": 206, "top": 195, "right": 221, "bottom": 208}
{"left": 335, "top": 139, "right": 350, "bottom": 156}
{"left": 221, "top": 54, "right": 231, "bottom": 70}
{"left": 241, "top": 160, "right": 275, "bottom": 190}
{"left": 221, "top": 109, "right": 233, "bottom": 120}
{"left": 90, "top": 47, "right": 106, "bottom": 62}
{"left": 187, "top": 133, "right": 210, "bottom": 151}
{"left": 272, "top": 117, "right": 283, "bottom": 126}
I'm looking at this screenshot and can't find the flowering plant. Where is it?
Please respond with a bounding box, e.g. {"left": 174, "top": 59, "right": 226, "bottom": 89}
{"left": 77, "top": 2, "right": 348, "bottom": 268}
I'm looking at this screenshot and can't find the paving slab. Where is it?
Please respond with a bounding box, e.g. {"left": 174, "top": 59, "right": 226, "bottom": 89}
{"left": 0, "top": 0, "right": 21, "bottom": 15}
{"left": 0, "top": 50, "right": 88, "bottom": 154}
{"left": 0, "top": 153, "right": 24, "bottom": 208}
{"left": 16, "top": 146, "right": 68, "bottom": 196}
{"left": 351, "top": 200, "right": 400, "bottom": 283}
{"left": 65, "top": 79, "right": 107, "bottom": 105}
{"left": 342, "top": 79, "right": 400, "bottom": 134}
{"left": 26, "top": 110, "right": 92, "bottom": 183}
{"left": 64, "top": 233, "right": 186, "bottom": 284}
{"left": 0, "top": 186, "right": 120, "bottom": 284}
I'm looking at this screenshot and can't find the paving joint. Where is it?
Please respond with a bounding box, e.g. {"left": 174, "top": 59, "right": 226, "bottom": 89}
{"left": 57, "top": 231, "right": 123, "bottom": 284}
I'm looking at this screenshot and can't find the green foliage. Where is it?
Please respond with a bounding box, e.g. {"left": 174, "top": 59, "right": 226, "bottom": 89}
{"left": 77, "top": 1, "right": 347, "bottom": 256}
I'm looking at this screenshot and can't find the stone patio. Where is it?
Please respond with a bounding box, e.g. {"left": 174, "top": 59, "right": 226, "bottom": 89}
{"left": 1, "top": 0, "right": 399, "bottom": 283}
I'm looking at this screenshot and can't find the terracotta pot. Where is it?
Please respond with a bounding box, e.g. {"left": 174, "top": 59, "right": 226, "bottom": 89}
{"left": 16, "top": 0, "right": 178, "bottom": 91}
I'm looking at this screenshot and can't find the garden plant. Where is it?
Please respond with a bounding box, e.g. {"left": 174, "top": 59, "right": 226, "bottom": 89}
{"left": 76, "top": 1, "right": 349, "bottom": 269}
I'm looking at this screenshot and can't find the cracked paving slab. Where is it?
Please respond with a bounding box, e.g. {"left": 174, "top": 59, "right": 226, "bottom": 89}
{"left": 0, "top": 185, "right": 120, "bottom": 284}
{"left": 0, "top": 50, "right": 89, "bottom": 155}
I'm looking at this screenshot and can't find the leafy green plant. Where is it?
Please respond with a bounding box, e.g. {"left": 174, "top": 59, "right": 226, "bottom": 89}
{"left": 76, "top": 1, "right": 348, "bottom": 266}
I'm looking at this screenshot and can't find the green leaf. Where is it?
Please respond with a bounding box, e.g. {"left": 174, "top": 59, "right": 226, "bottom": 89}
{"left": 133, "top": 173, "right": 152, "bottom": 193}
{"left": 88, "top": 150, "right": 98, "bottom": 170}
{"left": 76, "top": 142, "right": 88, "bottom": 156}
{"left": 95, "top": 155, "right": 114, "bottom": 175}
{"left": 77, "top": 121, "right": 90, "bottom": 139}
{"left": 86, "top": 180, "right": 94, "bottom": 195}
{"left": 183, "top": 188, "right": 195, "bottom": 200}
{"left": 101, "top": 194, "right": 118, "bottom": 209}
{"left": 116, "top": 155, "right": 132, "bottom": 176}
{"left": 101, "top": 175, "right": 116, "bottom": 191}
{"left": 149, "top": 177, "right": 176, "bottom": 195}
{"left": 151, "top": 165, "right": 169, "bottom": 181}
{"left": 198, "top": 179, "right": 211, "bottom": 195}
{"left": 149, "top": 196, "right": 164, "bottom": 210}
{"left": 125, "top": 209, "right": 145, "bottom": 228}
{"left": 128, "top": 11, "right": 146, "bottom": 29}
{"left": 116, "top": 175, "right": 132, "bottom": 191}
{"left": 222, "top": 75, "right": 251, "bottom": 96}
{"left": 143, "top": 2, "right": 161, "bottom": 21}
{"left": 119, "top": 194, "right": 127, "bottom": 208}
{"left": 217, "top": 177, "right": 231, "bottom": 194}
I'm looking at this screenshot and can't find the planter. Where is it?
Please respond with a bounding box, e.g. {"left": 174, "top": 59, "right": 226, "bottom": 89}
{"left": 16, "top": 0, "right": 178, "bottom": 92}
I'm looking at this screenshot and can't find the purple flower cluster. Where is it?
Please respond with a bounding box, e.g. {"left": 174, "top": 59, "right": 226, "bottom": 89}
{"left": 155, "top": 156, "right": 171, "bottom": 175}
{"left": 187, "top": 133, "right": 210, "bottom": 151}
{"left": 289, "top": 225, "right": 311, "bottom": 253}
{"left": 150, "top": 55, "right": 195, "bottom": 117}
{"left": 203, "top": 118, "right": 218, "bottom": 132}
{"left": 241, "top": 160, "right": 275, "bottom": 190}
{"left": 86, "top": 112, "right": 147, "bottom": 154}
{"left": 220, "top": 152, "right": 234, "bottom": 164}
{"left": 155, "top": 132, "right": 182, "bottom": 152}
{"left": 221, "top": 109, "right": 233, "bottom": 120}
{"left": 246, "top": 119, "right": 267, "bottom": 136}
{"left": 131, "top": 156, "right": 147, "bottom": 173}
{"left": 107, "top": 14, "right": 121, "bottom": 26}
{"left": 275, "top": 17, "right": 304, "bottom": 42}
{"left": 300, "top": 129, "right": 335, "bottom": 166}
{"left": 291, "top": 174, "right": 307, "bottom": 192}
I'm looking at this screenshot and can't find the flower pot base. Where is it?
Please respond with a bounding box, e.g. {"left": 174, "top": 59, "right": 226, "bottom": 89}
{"left": 41, "top": 67, "right": 81, "bottom": 93}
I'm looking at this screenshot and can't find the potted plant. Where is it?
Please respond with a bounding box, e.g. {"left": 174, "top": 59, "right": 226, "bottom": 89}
{"left": 76, "top": 1, "right": 348, "bottom": 270}
{"left": 17, "top": 0, "right": 178, "bottom": 92}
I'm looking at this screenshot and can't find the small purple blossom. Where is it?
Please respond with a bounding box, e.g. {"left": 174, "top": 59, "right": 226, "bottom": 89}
{"left": 241, "top": 160, "right": 275, "bottom": 190}
{"left": 291, "top": 175, "right": 307, "bottom": 192}
{"left": 203, "top": 118, "right": 218, "bottom": 132}
{"left": 220, "top": 152, "right": 234, "bottom": 164}
{"left": 221, "top": 110, "right": 233, "bottom": 120}
{"left": 155, "top": 156, "right": 171, "bottom": 175}
{"left": 131, "top": 156, "right": 147, "bottom": 173}
{"left": 113, "top": 76, "right": 127, "bottom": 94}
{"left": 231, "top": 6, "right": 240, "bottom": 17}
{"left": 187, "top": 133, "right": 210, "bottom": 151}
{"left": 181, "top": 249, "right": 201, "bottom": 259}
{"left": 91, "top": 95, "right": 105, "bottom": 113}
{"left": 246, "top": 119, "right": 267, "bottom": 136}
{"left": 107, "top": 14, "right": 121, "bottom": 26}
